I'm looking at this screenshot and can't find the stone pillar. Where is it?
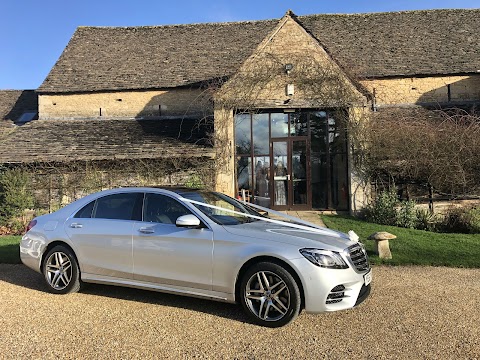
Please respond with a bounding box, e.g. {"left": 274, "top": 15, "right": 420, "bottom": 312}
{"left": 213, "top": 107, "right": 235, "bottom": 197}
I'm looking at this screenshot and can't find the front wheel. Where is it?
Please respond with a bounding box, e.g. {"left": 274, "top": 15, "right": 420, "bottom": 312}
{"left": 42, "top": 245, "right": 81, "bottom": 294}
{"left": 239, "top": 262, "right": 301, "bottom": 327}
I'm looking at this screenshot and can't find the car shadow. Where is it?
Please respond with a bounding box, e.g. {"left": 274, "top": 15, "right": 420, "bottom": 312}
{"left": 1, "top": 264, "right": 252, "bottom": 325}
{"left": 0, "top": 263, "right": 48, "bottom": 293}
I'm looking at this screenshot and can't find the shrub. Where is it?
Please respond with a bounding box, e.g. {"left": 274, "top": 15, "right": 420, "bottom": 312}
{"left": 469, "top": 208, "right": 480, "bottom": 233}
{"left": 6, "top": 218, "right": 28, "bottom": 235}
{"left": 0, "top": 169, "right": 34, "bottom": 226}
{"left": 363, "top": 189, "right": 432, "bottom": 230}
{"left": 364, "top": 193, "right": 480, "bottom": 234}
{"left": 415, "top": 208, "right": 439, "bottom": 232}
{"left": 396, "top": 200, "right": 417, "bottom": 229}
{"left": 441, "top": 206, "right": 480, "bottom": 234}
{"left": 185, "top": 174, "right": 204, "bottom": 189}
{"left": 363, "top": 189, "right": 399, "bottom": 226}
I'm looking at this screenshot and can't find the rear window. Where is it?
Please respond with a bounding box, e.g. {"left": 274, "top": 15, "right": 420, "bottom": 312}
{"left": 74, "top": 193, "right": 143, "bottom": 220}
{"left": 74, "top": 201, "right": 95, "bottom": 218}
{"left": 93, "top": 193, "right": 143, "bottom": 220}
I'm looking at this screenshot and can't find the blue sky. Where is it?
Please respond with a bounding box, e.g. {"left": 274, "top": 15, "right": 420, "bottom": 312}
{"left": 1, "top": 0, "right": 478, "bottom": 90}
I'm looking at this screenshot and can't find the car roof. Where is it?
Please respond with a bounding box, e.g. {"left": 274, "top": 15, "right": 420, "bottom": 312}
{"left": 99, "top": 186, "right": 209, "bottom": 198}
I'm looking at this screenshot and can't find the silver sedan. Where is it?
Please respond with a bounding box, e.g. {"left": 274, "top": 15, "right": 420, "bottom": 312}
{"left": 20, "top": 187, "right": 371, "bottom": 327}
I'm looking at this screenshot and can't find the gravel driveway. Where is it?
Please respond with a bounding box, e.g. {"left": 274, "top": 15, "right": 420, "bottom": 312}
{"left": 1, "top": 264, "right": 479, "bottom": 359}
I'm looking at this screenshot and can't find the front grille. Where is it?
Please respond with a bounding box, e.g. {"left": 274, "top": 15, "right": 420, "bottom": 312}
{"left": 326, "top": 285, "right": 346, "bottom": 304}
{"left": 348, "top": 243, "right": 370, "bottom": 272}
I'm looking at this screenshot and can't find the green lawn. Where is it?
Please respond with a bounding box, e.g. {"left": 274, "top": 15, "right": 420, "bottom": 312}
{"left": 322, "top": 215, "right": 480, "bottom": 268}
{"left": 0, "top": 236, "right": 21, "bottom": 264}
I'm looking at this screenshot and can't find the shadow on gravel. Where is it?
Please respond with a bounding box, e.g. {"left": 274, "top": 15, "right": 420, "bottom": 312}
{"left": 1, "top": 264, "right": 251, "bottom": 324}
{"left": 0, "top": 264, "right": 48, "bottom": 293}
{"left": 84, "top": 283, "right": 250, "bottom": 323}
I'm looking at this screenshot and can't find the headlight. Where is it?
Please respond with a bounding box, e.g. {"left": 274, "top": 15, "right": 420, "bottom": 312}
{"left": 299, "top": 248, "right": 349, "bottom": 269}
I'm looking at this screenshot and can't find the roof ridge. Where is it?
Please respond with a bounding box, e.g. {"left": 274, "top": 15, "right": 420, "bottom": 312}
{"left": 298, "top": 8, "right": 480, "bottom": 18}
{"left": 77, "top": 18, "right": 278, "bottom": 31}
{"left": 75, "top": 9, "right": 479, "bottom": 31}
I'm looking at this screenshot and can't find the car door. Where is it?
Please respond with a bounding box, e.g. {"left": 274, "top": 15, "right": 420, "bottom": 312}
{"left": 132, "top": 192, "right": 214, "bottom": 290}
{"left": 65, "top": 192, "right": 143, "bottom": 279}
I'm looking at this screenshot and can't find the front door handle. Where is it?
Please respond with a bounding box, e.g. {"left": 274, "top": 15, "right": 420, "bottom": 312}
{"left": 70, "top": 223, "right": 83, "bottom": 229}
{"left": 139, "top": 227, "right": 155, "bottom": 234}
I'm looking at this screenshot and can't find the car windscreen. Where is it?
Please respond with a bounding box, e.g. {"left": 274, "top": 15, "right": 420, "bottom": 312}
{"left": 180, "top": 191, "right": 263, "bottom": 225}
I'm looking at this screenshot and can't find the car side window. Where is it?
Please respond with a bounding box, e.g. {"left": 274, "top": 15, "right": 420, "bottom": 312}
{"left": 143, "top": 193, "right": 192, "bottom": 224}
{"left": 93, "top": 193, "right": 143, "bottom": 221}
{"left": 74, "top": 201, "right": 95, "bottom": 218}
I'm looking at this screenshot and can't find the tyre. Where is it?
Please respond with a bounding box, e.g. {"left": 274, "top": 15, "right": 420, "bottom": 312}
{"left": 239, "top": 262, "right": 301, "bottom": 327}
{"left": 42, "top": 245, "right": 81, "bottom": 294}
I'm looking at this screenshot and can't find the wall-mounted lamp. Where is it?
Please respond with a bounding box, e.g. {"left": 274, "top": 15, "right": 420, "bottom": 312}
{"left": 285, "top": 63, "right": 294, "bottom": 75}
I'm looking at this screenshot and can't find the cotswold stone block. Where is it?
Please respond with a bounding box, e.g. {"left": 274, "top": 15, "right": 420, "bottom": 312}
{"left": 39, "top": 89, "right": 205, "bottom": 120}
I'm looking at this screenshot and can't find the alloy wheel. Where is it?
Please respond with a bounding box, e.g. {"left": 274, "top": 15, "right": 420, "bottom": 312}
{"left": 244, "top": 270, "right": 291, "bottom": 322}
{"left": 45, "top": 251, "right": 73, "bottom": 290}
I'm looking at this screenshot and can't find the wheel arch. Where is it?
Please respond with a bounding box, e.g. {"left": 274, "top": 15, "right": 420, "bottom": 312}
{"left": 234, "top": 255, "right": 305, "bottom": 310}
{"left": 41, "top": 241, "right": 81, "bottom": 275}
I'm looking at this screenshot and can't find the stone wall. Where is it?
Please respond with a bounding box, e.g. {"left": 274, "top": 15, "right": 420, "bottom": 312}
{"left": 362, "top": 75, "right": 480, "bottom": 106}
{"left": 213, "top": 108, "right": 235, "bottom": 196}
{"left": 39, "top": 88, "right": 207, "bottom": 120}
{"left": 17, "top": 158, "right": 215, "bottom": 212}
{"left": 217, "top": 15, "right": 366, "bottom": 110}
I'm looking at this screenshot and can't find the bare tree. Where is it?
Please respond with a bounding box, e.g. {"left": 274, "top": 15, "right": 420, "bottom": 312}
{"left": 367, "top": 107, "right": 480, "bottom": 197}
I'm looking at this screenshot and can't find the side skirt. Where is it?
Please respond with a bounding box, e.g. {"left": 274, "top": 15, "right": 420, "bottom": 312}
{"left": 81, "top": 273, "right": 235, "bottom": 303}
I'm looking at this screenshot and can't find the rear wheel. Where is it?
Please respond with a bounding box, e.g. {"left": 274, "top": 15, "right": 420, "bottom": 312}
{"left": 43, "top": 245, "right": 81, "bottom": 294}
{"left": 240, "top": 262, "right": 301, "bottom": 327}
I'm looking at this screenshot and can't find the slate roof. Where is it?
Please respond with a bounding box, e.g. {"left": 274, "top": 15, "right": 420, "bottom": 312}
{"left": 298, "top": 10, "right": 480, "bottom": 79}
{"left": 0, "top": 90, "right": 38, "bottom": 122}
{"left": 38, "top": 20, "right": 276, "bottom": 93}
{"left": 0, "top": 119, "right": 214, "bottom": 164}
{"left": 38, "top": 9, "right": 480, "bottom": 94}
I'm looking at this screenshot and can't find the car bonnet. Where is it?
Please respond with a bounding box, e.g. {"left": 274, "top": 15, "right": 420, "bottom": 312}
{"left": 222, "top": 220, "right": 355, "bottom": 250}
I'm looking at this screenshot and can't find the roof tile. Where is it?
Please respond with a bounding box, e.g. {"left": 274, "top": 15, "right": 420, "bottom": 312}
{"left": 38, "top": 10, "right": 480, "bottom": 93}
{"left": 0, "top": 119, "right": 213, "bottom": 163}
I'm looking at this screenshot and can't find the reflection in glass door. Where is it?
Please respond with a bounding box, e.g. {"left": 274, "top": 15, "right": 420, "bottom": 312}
{"left": 292, "top": 140, "right": 307, "bottom": 206}
{"left": 272, "top": 141, "right": 288, "bottom": 206}
{"left": 272, "top": 140, "right": 309, "bottom": 208}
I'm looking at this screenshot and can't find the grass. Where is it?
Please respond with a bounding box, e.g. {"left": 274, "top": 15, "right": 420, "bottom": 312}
{"left": 0, "top": 235, "right": 21, "bottom": 264}
{"left": 322, "top": 215, "right": 480, "bottom": 268}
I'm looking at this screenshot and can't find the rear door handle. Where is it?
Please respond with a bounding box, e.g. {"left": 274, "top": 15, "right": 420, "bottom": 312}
{"left": 139, "top": 227, "right": 154, "bottom": 234}
{"left": 70, "top": 223, "right": 83, "bottom": 229}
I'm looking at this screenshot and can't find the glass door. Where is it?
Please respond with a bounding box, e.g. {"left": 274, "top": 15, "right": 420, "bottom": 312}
{"left": 272, "top": 141, "right": 289, "bottom": 208}
{"left": 271, "top": 139, "right": 309, "bottom": 209}
{"left": 292, "top": 140, "right": 308, "bottom": 207}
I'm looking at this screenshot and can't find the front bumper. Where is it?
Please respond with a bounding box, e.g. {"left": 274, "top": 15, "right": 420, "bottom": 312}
{"left": 355, "top": 283, "right": 371, "bottom": 307}
{"left": 290, "top": 258, "right": 371, "bottom": 313}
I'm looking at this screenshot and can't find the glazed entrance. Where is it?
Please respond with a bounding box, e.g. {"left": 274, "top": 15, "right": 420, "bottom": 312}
{"left": 235, "top": 110, "right": 349, "bottom": 210}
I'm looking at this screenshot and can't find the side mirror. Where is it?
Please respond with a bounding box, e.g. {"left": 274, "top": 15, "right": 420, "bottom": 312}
{"left": 176, "top": 214, "right": 201, "bottom": 228}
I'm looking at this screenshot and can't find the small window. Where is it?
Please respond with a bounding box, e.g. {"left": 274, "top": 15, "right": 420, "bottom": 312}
{"left": 143, "top": 193, "right": 191, "bottom": 224}
{"left": 93, "top": 193, "right": 142, "bottom": 221}
{"left": 74, "top": 201, "right": 95, "bottom": 218}
{"left": 16, "top": 111, "right": 37, "bottom": 124}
